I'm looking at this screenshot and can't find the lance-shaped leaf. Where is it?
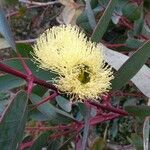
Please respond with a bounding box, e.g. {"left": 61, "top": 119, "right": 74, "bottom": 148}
{"left": 91, "top": 0, "right": 118, "bottom": 42}
{"left": 56, "top": 96, "right": 72, "bottom": 112}
{"left": 0, "top": 8, "right": 16, "bottom": 51}
{"left": 0, "top": 91, "right": 28, "bottom": 150}
{"left": 111, "top": 40, "right": 150, "bottom": 90}
{"left": 103, "top": 46, "right": 150, "bottom": 97}
{"left": 124, "top": 106, "right": 150, "bottom": 118}
{"left": 85, "top": 0, "right": 96, "bottom": 29}
{"left": 30, "top": 131, "right": 53, "bottom": 150}
{"left": 78, "top": 103, "right": 91, "bottom": 150}
{"left": 31, "top": 93, "right": 75, "bottom": 124}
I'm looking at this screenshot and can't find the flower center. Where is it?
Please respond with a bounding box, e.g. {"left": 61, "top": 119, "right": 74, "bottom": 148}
{"left": 78, "top": 65, "right": 91, "bottom": 84}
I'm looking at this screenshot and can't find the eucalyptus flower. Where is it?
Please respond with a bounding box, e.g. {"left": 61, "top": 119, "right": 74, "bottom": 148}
{"left": 33, "top": 25, "right": 113, "bottom": 101}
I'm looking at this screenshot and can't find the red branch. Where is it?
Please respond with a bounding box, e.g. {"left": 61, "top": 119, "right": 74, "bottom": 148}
{"left": 0, "top": 62, "right": 57, "bottom": 91}
{"left": 26, "top": 122, "right": 82, "bottom": 131}
{"left": 32, "top": 91, "right": 58, "bottom": 109}
{"left": 119, "top": 17, "right": 133, "bottom": 29}
{"left": 105, "top": 43, "right": 126, "bottom": 49}
{"left": 90, "top": 113, "right": 121, "bottom": 125}
{"left": 89, "top": 101, "right": 128, "bottom": 116}
{"left": 20, "top": 141, "right": 34, "bottom": 150}
{"left": 110, "top": 91, "right": 145, "bottom": 98}
{"left": 0, "top": 62, "right": 27, "bottom": 80}
{"left": 49, "top": 130, "right": 76, "bottom": 139}
{"left": 119, "top": 17, "right": 149, "bottom": 41}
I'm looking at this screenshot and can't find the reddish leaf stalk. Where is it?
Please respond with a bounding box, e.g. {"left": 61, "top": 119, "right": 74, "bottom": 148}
{"left": 25, "top": 113, "right": 122, "bottom": 137}
{"left": 17, "top": 53, "right": 34, "bottom": 94}
{"left": 119, "top": 17, "right": 133, "bottom": 29}
{"left": 17, "top": 53, "right": 32, "bottom": 76}
{"left": 90, "top": 113, "right": 121, "bottom": 125}
{"left": 49, "top": 130, "right": 76, "bottom": 140}
{"left": 32, "top": 91, "right": 58, "bottom": 109}
{"left": 105, "top": 43, "right": 126, "bottom": 49}
{"left": 23, "top": 112, "right": 125, "bottom": 149}
{"left": 26, "top": 126, "right": 68, "bottom": 131}
{"left": 33, "top": 77, "right": 57, "bottom": 91}
{"left": 20, "top": 141, "right": 34, "bottom": 150}
{"left": 23, "top": 112, "right": 121, "bottom": 149}
{"left": 26, "top": 123, "right": 81, "bottom": 131}
{"left": 110, "top": 91, "right": 145, "bottom": 98}
{"left": 119, "top": 17, "right": 149, "bottom": 41}
{"left": 139, "top": 34, "right": 149, "bottom": 40}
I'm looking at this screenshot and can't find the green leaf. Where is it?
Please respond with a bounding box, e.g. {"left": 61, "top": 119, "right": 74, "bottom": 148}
{"left": 56, "top": 95, "right": 72, "bottom": 112}
{"left": 90, "top": 0, "right": 98, "bottom": 9}
{"left": 126, "top": 38, "right": 143, "bottom": 49}
{"left": 77, "top": 6, "right": 101, "bottom": 24}
{"left": 32, "top": 85, "right": 48, "bottom": 97}
{"left": 85, "top": 0, "right": 96, "bottom": 29}
{"left": 78, "top": 103, "right": 91, "bottom": 150}
{"left": 122, "top": 3, "right": 141, "bottom": 21}
{"left": 0, "top": 91, "right": 10, "bottom": 101}
{"left": 3, "top": 59, "right": 55, "bottom": 80}
{"left": 111, "top": 40, "right": 150, "bottom": 90}
{"left": 124, "top": 106, "right": 150, "bottom": 118}
{"left": 30, "top": 94, "right": 75, "bottom": 124}
{"left": 0, "top": 96, "right": 9, "bottom": 114}
{"left": 0, "top": 8, "right": 16, "bottom": 51}
{"left": 30, "top": 131, "right": 53, "bottom": 150}
{"left": 82, "top": 111, "right": 90, "bottom": 150}
{"left": 29, "top": 109, "right": 49, "bottom": 121}
{"left": 48, "top": 139, "right": 62, "bottom": 150}
{"left": 58, "top": 133, "right": 77, "bottom": 149}
{"left": 0, "top": 91, "right": 28, "bottom": 150}
{"left": 4, "top": 0, "right": 18, "bottom": 5}
{"left": 133, "top": 18, "right": 144, "bottom": 36}
{"left": 130, "top": 133, "right": 143, "bottom": 150}
{"left": 103, "top": 46, "right": 150, "bottom": 97}
{"left": 91, "top": 0, "right": 118, "bottom": 42}
{"left": 16, "top": 43, "right": 33, "bottom": 58}
{"left": 77, "top": 6, "right": 102, "bottom": 32}
{"left": 78, "top": 102, "right": 89, "bottom": 117}
{"left": 0, "top": 74, "right": 26, "bottom": 91}
{"left": 98, "top": 0, "right": 110, "bottom": 7}
{"left": 91, "top": 137, "right": 106, "bottom": 150}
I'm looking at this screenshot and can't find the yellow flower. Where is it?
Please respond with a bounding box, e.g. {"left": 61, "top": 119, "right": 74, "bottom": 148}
{"left": 33, "top": 25, "right": 113, "bottom": 101}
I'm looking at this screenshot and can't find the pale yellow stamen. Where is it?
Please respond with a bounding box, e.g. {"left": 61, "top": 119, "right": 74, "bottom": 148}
{"left": 32, "top": 25, "right": 114, "bottom": 101}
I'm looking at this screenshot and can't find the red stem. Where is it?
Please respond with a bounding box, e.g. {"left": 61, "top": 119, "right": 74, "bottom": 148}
{"left": 33, "top": 76, "right": 57, "bottom": 91}
{"left": 49, "top": 130, "right": 76, "bottom": 139}
{"left": 0, "top": 62, "right": 27, "bottom": 80}
{"left": 20, "top": 141, "right": 34, "bottom": 150}
{"left": 105, "top": 43, "right": 126, "bottom": 49}
{"left": 90, "top": 113, "right": 121, "bottom": 125}
{"left": 32, "top": 91, "right": 58, "bottom": 109}
{"left": 26, "top": 122, "right": 81, "bottom": 131}
{"left": 0, "top": 62, "right": 57, "bottom": 91}
{"left": 89, "top": 101, "right": 128, "bottom": 116}
{"left": 110, "top": 91, "right": 144, "bottom": 98}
